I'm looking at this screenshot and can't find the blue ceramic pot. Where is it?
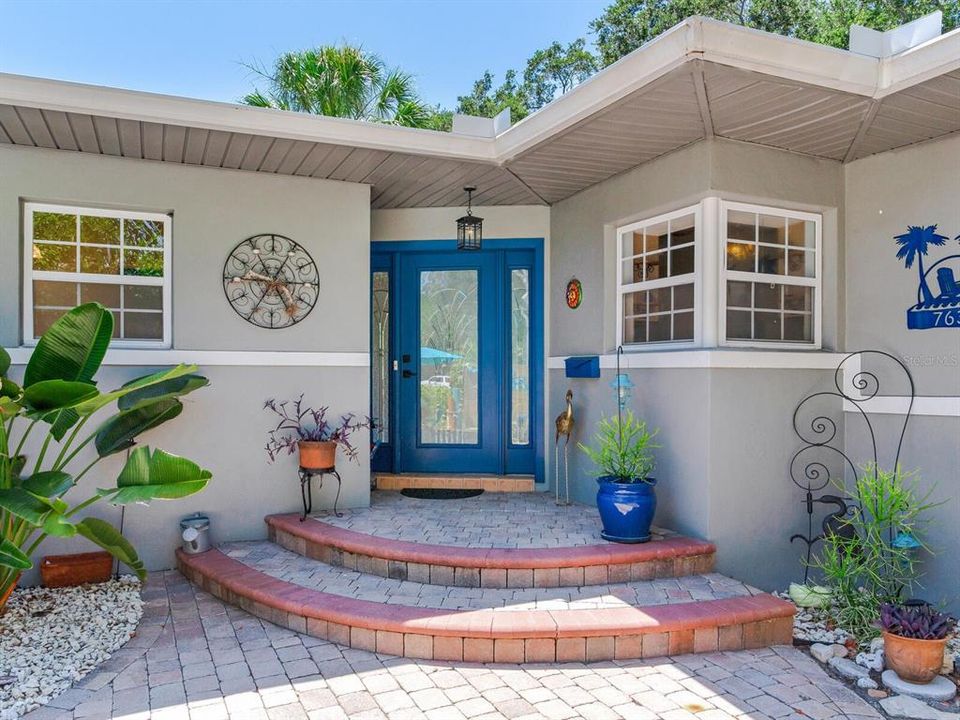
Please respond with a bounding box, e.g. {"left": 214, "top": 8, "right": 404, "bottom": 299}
{"left": 596, "top": 476, "right": 657, "bottom": 543}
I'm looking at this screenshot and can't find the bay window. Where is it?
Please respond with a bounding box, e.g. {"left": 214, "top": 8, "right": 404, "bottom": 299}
{"left": 617, "top": 199, "right": 822, "bottom": 350}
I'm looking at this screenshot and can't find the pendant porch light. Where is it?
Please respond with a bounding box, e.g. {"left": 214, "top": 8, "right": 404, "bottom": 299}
{"left": 456, "top": 186, "right": 483, "bottom": 251}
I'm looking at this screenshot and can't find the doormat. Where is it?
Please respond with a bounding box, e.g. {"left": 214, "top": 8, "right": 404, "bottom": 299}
{"left": 400, "top": 488, "right": 484, "bottom": 500}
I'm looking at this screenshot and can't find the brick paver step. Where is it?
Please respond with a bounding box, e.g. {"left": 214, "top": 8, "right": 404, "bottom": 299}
{"left": 223, "top": 540, "right": 759, "bottom": 612}
{"left": 177, "top": 546, "right": 794, "bottom": 663}
{"left": 268, "top": 492, "right": 716, "bottom": 588}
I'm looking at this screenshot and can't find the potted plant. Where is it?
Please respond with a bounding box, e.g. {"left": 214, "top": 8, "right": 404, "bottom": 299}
{"left": 0, "top": 303, "right": 212, "bottom": 612}
{"left": 264, "top": 396, "right": 369, "bottom": 471}
{"left": 879, "top": 602, "right": 956, "bottom": 683}
{"left": 579, "top": 410, "right": 660, "bottom": 543}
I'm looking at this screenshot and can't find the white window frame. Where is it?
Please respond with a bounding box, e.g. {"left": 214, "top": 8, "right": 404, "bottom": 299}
{"left": 23, "top": 202, "right": 172, "bottom": 349}
{"left": 616, "top": 203, "right": 702, "bottom": 350}
{"left": 719, "top": 200, "right": 822, "bottom": 350}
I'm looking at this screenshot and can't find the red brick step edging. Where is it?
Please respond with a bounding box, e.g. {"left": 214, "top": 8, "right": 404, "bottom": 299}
{"left": 265, "top": 513, "right": 717, "bottom": 588}
{"left": 177, "top": 548, "right": 794, "bottom": 663}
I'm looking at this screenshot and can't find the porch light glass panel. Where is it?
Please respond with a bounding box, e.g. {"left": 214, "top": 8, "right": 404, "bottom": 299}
{"left": 28, "top": 207, "right": 168, "bottom": 344}
{"left": 510, "top": 269, "right": 530, "bottom": 446}
{"left": 419, "top": 270, "right": 478, "bottom": 445}
{"left": 619, "top": 208, "right": 697, "bottom": 346}
{"left": 371, "top": 271, "right": 390, "bottom": 445}
{"left": 723, "top": 202, "right": 819, "bottom": 345}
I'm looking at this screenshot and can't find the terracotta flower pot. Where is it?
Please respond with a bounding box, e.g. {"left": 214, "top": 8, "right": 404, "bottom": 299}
{"left": 298, "top": 440, "right": 337, "bottom": 471}
{"left": 883, "top": 631, "right": 950, "bottom": 684}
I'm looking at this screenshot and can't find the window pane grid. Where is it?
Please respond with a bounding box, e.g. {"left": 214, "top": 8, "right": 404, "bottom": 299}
{"left": 28, "top": 204, "right": 169, "bottom": 344}
{"left": 619, "top": 208, "right": 697, "bottom": 347}
{"left": 723, "top": 201, "right": 819, "bottom": 345}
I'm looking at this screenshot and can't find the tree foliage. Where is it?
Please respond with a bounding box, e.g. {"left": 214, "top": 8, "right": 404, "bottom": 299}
{"left": 456, "top": 38, "right": 599, "bottom": 121}
{"left": 243, "top": 45, "right": 445, "bottom": 129}
{"left": 590, "top": 0, "right": 960, "bottom": 65}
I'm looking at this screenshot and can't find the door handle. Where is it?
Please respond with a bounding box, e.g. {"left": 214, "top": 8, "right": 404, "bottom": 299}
{"left": 402, "top": 370, "right": 416, "bottom": 379}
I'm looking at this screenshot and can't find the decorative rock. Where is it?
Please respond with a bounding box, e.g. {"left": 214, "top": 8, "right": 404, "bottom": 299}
{"left": 881, "top": 670, "right": 958, "bottom": 702}
{"left": 870, "top": 636, "right": 885, "bottom": 653}
{"left": 867, "top": 689, "right": 888, "bottom": 699}
{"left": 0, "top": 577, "right": 142, "bottom": 718}
{"left": 856, "top": 676, "right": 879, "bottom": 690}
{"left": 811, "top": 643, "right": 836, "bottom": 663}
{"left": 856, "top": 650, "right": 884, "bottom": 672}
{"left": 880, "top": 694, "right": 959, "bottom": 720}
{"left": 943, "top": 646, "right": 955, "bottom": 675}
{"left": 829, "top": 656, "right": 872, "bottom": 680}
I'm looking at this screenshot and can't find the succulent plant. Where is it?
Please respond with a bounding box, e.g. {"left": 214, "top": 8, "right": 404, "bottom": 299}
{"left": 878, "top": 602, "right": 956, "bottom": 640}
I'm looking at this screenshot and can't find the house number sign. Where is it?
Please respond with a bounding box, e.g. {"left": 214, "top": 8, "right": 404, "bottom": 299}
{"left": 222, "top": 234, "right": 320, "bottom": 329}
{"left": 895, "top": 225, "right": 960, "bottom": 330}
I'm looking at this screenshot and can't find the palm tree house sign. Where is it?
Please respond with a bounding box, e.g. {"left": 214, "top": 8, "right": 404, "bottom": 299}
{"left": 895, "top": 225, "right": 960, "bottom": 330}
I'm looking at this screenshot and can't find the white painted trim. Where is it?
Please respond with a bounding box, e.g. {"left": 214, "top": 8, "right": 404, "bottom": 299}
{"left": 4, "top": 347, "right": 370, "bottom": 368}
{"left": 24, "top": 202, "right": 173, "bottom": 348}
{"left": 548, "top": 350, "right": 845, "bottom": 370}
{"left": 849, "top": 395, "right": 960, "bottom": 417}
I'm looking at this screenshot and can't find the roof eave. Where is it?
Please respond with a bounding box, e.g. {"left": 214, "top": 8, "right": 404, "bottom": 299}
{"left": 494, "top": 17, "right": 886, "bottom": 161}
{"left": 0, "top": 72, "right": 497, "bottom": 162}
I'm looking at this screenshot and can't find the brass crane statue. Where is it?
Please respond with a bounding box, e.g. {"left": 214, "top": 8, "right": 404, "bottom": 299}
{"left": 554, "top": 389, "right": 575, "bottom": 505}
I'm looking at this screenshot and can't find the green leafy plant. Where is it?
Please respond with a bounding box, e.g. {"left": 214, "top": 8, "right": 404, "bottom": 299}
{"left": 0, "top": 303, "right": 212, "bottom": 608}
{"left": 578, "top": 410, "right": 659, "bottom": 483}
{"left": 811, "top": 465, "right": 941, "bottom": 641}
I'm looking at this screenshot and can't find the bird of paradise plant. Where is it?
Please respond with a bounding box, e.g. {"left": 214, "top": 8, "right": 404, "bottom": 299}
{"left": 895, "top": 225, "right": 949, "bottom": 304}
{"left": 0, "top": 303, "right": 212, "bottom": 610}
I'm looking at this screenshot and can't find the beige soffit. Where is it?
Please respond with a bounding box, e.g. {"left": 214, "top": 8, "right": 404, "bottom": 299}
{"left": 0, "top": 16, "right": 957, "bottom": 207}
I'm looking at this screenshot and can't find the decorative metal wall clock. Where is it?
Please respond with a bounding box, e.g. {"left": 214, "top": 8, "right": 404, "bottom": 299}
{"left": 222, "top": 234, "right": 319, "bottom": 329}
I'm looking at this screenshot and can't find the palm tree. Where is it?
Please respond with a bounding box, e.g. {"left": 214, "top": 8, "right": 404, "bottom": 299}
{"left": 895, "top": 225, "right": 949, "bottom": 304}
{"left": 243, "top": 45, "right": 435, "bottom": 128}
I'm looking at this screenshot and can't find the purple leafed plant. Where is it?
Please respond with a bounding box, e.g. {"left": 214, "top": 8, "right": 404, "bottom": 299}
{"left": 878, "top": 602, "right": 956, "bottom": 640}
{"left": 264, "top": 395, "right": 370, "bottom": 464}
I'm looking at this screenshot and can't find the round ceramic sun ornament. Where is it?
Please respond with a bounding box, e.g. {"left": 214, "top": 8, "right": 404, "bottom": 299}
{"left": 565, "top": 278, "right": 583, "bottom": 309}
{"left": 222, "top": 234, "right": 319, "bottom": 329}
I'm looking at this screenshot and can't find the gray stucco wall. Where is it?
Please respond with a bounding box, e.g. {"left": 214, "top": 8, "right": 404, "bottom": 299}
{"left": 0, "top": 145, "right": 372, "bottom": 580}
{"left": 843, "top": 135, "right": 960, "bottom": 614}
{"left": 548, "top": 138, "right": 848, "bottom": 594}
{"left": 0, "top": 145, "right": 370, "bottom": 351}
{"left": 548, "top": 134, "right": 958, "bottom": 605}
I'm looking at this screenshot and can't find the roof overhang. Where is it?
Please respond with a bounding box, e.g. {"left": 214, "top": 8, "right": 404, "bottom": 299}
{"left": 1, "top": 16, "right": 957, "bottom": 207}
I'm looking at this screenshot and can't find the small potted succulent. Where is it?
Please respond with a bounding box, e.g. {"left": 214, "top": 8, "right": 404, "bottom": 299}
{"left": 264, "top": 396, "right": 369, "bottom": 471}
{"left": 579, "top": 410, "right": 660, "bottom": 543}
{"left": 879, "top": 602, "right": 956, "bottom": 683}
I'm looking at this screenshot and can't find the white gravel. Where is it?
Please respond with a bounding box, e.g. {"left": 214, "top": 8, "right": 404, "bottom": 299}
{"left": 775, "top": 591, "right": 854, "bottom": 645}
{"left": 0, "top": 576, "right": 142, "bottom": 719}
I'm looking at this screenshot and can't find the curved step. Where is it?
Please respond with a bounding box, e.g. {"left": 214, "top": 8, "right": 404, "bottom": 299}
{"left": 266, "top": 513, "right": 716, "bottom": 588}
{"left": 177, "top": 546, "right": 793, "bottom": 662}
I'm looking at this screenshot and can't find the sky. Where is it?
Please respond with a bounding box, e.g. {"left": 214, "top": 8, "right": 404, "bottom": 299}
{"left": 0, "top": 0, "right": 609, "bottom": 109}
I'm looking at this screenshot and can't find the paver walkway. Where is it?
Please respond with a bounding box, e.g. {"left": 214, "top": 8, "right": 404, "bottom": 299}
{"left": 312, "top": 493, "right": 672, "bottom": 549}
{"left": 23, "top": 571, "right": 883, "bottom": 720}
{"left": 221, "top": 540, "right": 762, "bottom": 612}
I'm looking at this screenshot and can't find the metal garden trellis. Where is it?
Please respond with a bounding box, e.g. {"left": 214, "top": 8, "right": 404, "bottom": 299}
{"left": 789, "top": 350, "right": 916, "bottom": 583}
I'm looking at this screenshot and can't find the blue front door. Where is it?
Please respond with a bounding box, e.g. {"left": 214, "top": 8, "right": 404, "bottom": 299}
{"left": 373, "top": 241, "right": 541, "bottom": 479}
